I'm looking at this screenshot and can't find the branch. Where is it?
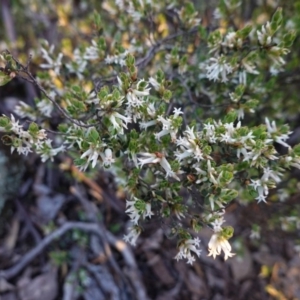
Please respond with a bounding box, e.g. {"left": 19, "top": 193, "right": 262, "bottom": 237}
{"left": 6, "top": 51, "right": 99, "bottom": 129}
{"left": 136, "top": 27, "right": 199, "bottom": 69}
{"left": 0, "top": 222, "right": 102, "bottom": 280}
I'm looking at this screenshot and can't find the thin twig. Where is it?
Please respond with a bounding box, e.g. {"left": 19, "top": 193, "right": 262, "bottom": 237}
{"left": 14, "top": 198, "right": 42, "bottom": 245}
{"left": 136, "top": 27, "right": 199, "bottom": 69}
{"left": 71, "top": 185, "right": 148, "bottom": 299}
{"left": 6, "top": 50, "right": 99, "bottom": 129}
{"left": 0, "top": 222, "right": 102, "bottom": 280}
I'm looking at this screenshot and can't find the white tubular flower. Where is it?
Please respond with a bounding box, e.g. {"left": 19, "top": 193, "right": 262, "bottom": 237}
{"left": 123, "top": 226, "right": 142, "bottom": 246}
{"left": 155, "top": 108, "right": 182, "bottom": 142}
{"left": 100, "top": 148, "right": 115, "bottom": 167}
{"left": 211, "top": 216, "right": 225, "bottom": 232}
{"left": 36, "top": 139, "right": 65, "bottom": 162}
{"left": 14, "top": 101, "right": 37, "bottom": 120}
{"left": 206, "top": 55, "right": 233, "bottom": 82}
{"left": 208, "top": 233, "right": 235, "bottom": 261}
{"left": 83, "top": 40, "right": 99, "bottom": 60}
{"left": 265, "top": 117, "right": 277, "bottom": 134}
{"left": 11, "top": 138, "right": 32, "bottom": 156}
{"left": 9, "top": 114, "right": 23, "bottom": 134}
{"left": 249, "top": 179, "right": 269, "bottom": 203}
{"left": 126, "top": 90, "right": 144, "bottom": 108}
{"left": 242, "top": 59, "right": 259, "bottom": 75}
{"left": 125, "top": 197, "right": 154, "bottom": 224}
{"left": 207, "top": 160, "right": 218, "bottom": 185}
{"left": 109, "top": 112, "right": 132, "bottom": 131}
{"left": 104, "top": 50, "right": 128, "bottom": 66}
{"left": 40, "top": 46, "right": 63, "bottom": 75}
{"left": 257, "top": 22, "right": 272, "bottom": 46}
{"left": 146, "top": 103, "right": 156, "bottom": 118}
{"left": 65, "top": 49, "right": 87, "bottom": 80}
{"left": 203, "top": 123, "right": 217, "bottom": 143}
{"left": 149, "top": 76, "right": 160, "bottom": 90}
{"left": 174, "top": 237, "right": 202, "bottom": 265}
{"left": 261, "top": 167, "right": 282, "bottom": 183}
{"left": 173, "top": 107, "right": 183, "bottom": 117}
{"left": 37, "top": 98, "right": 54, "bottom": 117}
{"left": 138, "top": 152, "right": 179, "bottom": 180}
{"left": 125, "top": 199, "right": 141, "bottom": 224}
{"left": 175, "top": 126, "right": 205, "bottom": 163}
{"left": 81, "top": 147, "right": 100, "bottom": 169}
{"left": 265, "top": 118, "right": 292, "bottom": 148}
{"left": 140, "top": 120, "right": 156, "bottom": 130}
{"left": 159, "top": 157, "right": 175, "bottom": 177}
{"left": 223, "top": 32, "right": 242, "bottom": 49}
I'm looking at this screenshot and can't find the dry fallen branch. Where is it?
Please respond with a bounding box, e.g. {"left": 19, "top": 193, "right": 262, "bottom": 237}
{"left": 0, "top": 221, "right": 102, "bottom": 280}
{"left": 71, "top": 185, "right": 148, "bottom": 299}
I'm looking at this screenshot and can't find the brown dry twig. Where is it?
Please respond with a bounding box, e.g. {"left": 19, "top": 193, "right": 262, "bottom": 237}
{"left": 136, "top": 26, "right": 199, "bottom": 69}
{"left": 0, "top": 222, "right": 102, "bottom": 280}
{"left": 71, "top": 185, "right": 148, "bottom": 299}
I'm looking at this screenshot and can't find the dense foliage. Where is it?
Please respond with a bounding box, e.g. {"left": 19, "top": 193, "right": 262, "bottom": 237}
{"left": 1, "top": 0, "right": 300, "bottom": 265}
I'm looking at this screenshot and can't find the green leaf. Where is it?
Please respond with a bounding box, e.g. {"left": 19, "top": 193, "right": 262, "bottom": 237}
{"left": 219, "top": 189, "right": 238, "bottom": 203}
{"left": 292, "top": 144, "right": 300, "bottom": 156}
{"left": 271, "top": 7, "right": 283, "bottom": 25}
{"left": 185, "top": 2, "right": 196, "bottom": 14}
{"left": 223, "top": 110, "right": 237, "bottom": 123}
{"left": 218, "top": 171, "right": 234, "bottom": 186}
{"left": 93, "top": 10, "right": 102, "bottom": 30}
{"left": 72, "top": 85, "right": 81, "bottom": 93}
{"left": 97, "top": 37, "right": 106, "bottom": 49}
{"left": 156, "top": 69, "right": 165, "bottom": 82}
{"left": 244, "top": 99, "right": 259, "bottom": 109}
{"left": 0, "top": 116, "right": 11, "bottom": 129}
{"left": 221, "top": 226, "right": 234, "bottom": 239}
{"left": 0, "top": 72, "right": 12, "bottom": 86}
{"left": 162, "top": 90, "right": 172, "bottom": 102}
{"left": 126, "top": 54, "right": 135, "bottom": 67}
{"left": 98, "top": 86, "right": 109, "bottom": 99}
{"left": 28, "top": 122, "right": 39, "bottom": 135}
{"left": 137, "top": 80, "right": 147, "bottom": 89}
{"left": 58, "top": 124, "right": 68, "bottom": 133}
{"left": 88, "top": 128, "right": 99, "bottom": 143}
{"left": 237, "top": 25, "right": 252, "bottom": 39}
{"left": 282, "top": 31, "right": 296, "bottom": 48}
{"left": 198, "top": 25, "right": 207, "bottom": 39}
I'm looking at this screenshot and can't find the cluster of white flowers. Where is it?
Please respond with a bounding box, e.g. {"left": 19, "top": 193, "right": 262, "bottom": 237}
{"left": 174, "top": 237, "right": 202, "bottom": 265}
{"left": 40, "top": 43, "right": 63, "bottom": 75}
{"left": 105, "top": 50, "right": 129, "bottom": 66}
{"left": 207, "top": 217, "right": 235, "bottom": 260}
{"left": 123, "top": 225, "right": 142, "bottom": 246}
{"left": 249, "top": 166, "right": 282, "bottom": 203}
{"left": 265, "top": 117, "right": 292, "bottom": 149}
{"left": 125, "top": 197, "right": 154, "bottom": 224}
{"left": 205, "top": 55, "right": 233, "bottom": 82}
{"left": 125, "top": 79, "right": 150, "bottom": 122}
{"left": 257, "top": 22, "right": 273, "bottom": 46}
{"left": 83, "top": 40, "right": 100, "bottom": 60}
{"left": 138, "top": 152, "right": 180, "bottom": 180}
{"left": 0, "top": 115, "right": 64, "bottom": 161}
{"left": 14, "top": 101, "right": 37, "bottom": 120}
{"left": 1, "top": 3, "right": 299, "bottom": 267}
{"left": 36, "top": 92, "right": 55, "bottom": 117}
{"left": 175, "top": 126, "right": 207, "bottom": 162}
{"left": 66, "top": 49, "right": 87, "bottom": 80}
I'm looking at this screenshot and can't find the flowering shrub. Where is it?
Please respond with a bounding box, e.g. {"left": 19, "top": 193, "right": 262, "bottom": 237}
{"left": 0, "top": 0, "right": 300, "bottom": 264}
